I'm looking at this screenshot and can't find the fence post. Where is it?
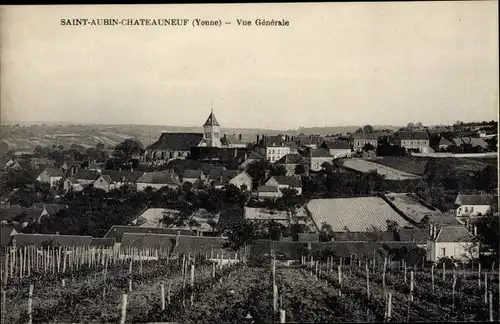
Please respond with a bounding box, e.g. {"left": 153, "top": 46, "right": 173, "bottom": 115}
{"left": 28, "top": 284, "right": 33, "bottom": 324}
{"left": 279, "top": 309, "right": 286, "bottom": 323}
{"left": 160, "top": 283, "right": 165, "bottom": 310}
{"left": 120, "top": 293, "right": 128, "bottom": 324}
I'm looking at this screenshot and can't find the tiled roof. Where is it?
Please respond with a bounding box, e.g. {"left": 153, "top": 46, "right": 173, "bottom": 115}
{"left": 10, "top": 234, "right": 93, "bottom": 247}
{"left": 352, "top": 133, "right": 379, "bottom": 140}
{"left": 309, "top": 148, "right": 332, "bottom": 158}
{"left": 275, "top": 153, "right": 304, "bottom": 164}
{"left": 146, "top": 132, "right": 204, "bottom": 151}
{"left": 137, "top": 171, "right": 181, "bottom": 186}
{"left": 307, "top": 198, "right": 412, "bottom": 232}
{"left": 183, "top": 169, "right": 203, "bottom": 179}
{"left": 44, "top": 167, "right": 64, "bottom": 177}
{"left": 435, "top": 226, "right": 475, "bottom": 243}
{"left": 120, "top": 233, "right": 230, "bottom": 255}
{"left": 453, "top": 137, "right": 488, "bottom": 149}
{"left": 221, "top": 134, "right": 245, "bottom": 146}
{"left": 74, "top": 170, "right": 99, "bottom": 181}
{"left": 439, "top": 138, "right": 453, "bottom": 146}
{"left": 0, "top": 225, "right": 17, "bottom": 246}
{"left": 263, "top": 135, "right": 290, "bottom": 147}
{"left": 270, "top": 176, "right": 302, "bottom": 187}
{"left": 321, "top": 140, "right": 351, "bottom": 150}
{"left": 247, "top": 152, "right": 263, "bottom": 160}
{"left": 90, "top": 238, "right": 116, "bottom": 247}
{"left": 397, "top": 131, "right": 429, "bottom": 140}
{"left": 454, "top": 194, "right": 496, "bottom": 206}
{"left": 33, "top": 203, "right": 68, "bottom": 216}
{"left": 103, "top": 225, "right": 195, "bottom": 243}
{"left": 100, "top": 175, "right": 113, "bottom": 183}
{"left": 331, "top": 231, "right": 395, "bottom": 242}
{"left": 424, "top": 213, "right": 462, "bottom": 226}
{"left": 203, "top": 111, "right": 220, "bottom": 127}
{"left": 101, "top": 170, "right": 143, "bottom": 183}
{"left": 0, "top": 207, "right": 43, "bottom": 223}
{"left": 258, "top": 185, "right": 280, "bottom": 193}
{"left": 398, "top": 229, "right": 429, "bottom": 244}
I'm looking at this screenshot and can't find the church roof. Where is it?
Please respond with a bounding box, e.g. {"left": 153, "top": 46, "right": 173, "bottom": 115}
{"left": 203, "top": 110, "right": 220, "bottom": 127}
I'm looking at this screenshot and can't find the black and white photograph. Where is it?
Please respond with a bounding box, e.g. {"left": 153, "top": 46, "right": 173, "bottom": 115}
{"left": 0, "top": 2, "right": 498, "bottom": 323}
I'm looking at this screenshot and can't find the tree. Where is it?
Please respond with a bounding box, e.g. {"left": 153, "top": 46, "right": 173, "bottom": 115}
{"left": 96, "top": 142, "right": 105, "bottom": 150}
{"left": 222, "top": 218, "right": 259, "bottom": 251}
{"left": 363, "top": 143, "right": 376, "bottom": 152}
{"left": 247, "top": 160, "right": 269, "bottom": 187}
{"left": 114, "top": 138, "right": 144, "bottom": 161}
{"left": 363, "top": 125, "right": 374, "bottom": 134}
{"left": 355, "top": 127, "right": 363, "bottom": 134}
{"left": 319, "top": 222, "right": 334, "bottom": 242}
{"left": 294, "top": 163, "right": 306, "bottom": 175}
{"left": 271, "top": 165, "right": 287, "bottom": 176}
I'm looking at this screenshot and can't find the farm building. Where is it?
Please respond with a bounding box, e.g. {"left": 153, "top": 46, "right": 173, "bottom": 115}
{"left": 136, "top": 170, "right": 182, "bottom": 191}
{"left": 343, "top": 158, "right": 421, "bottom": 180}
{"left": 426, "top": 225, "right": 478, "bottom": 262}
{"left": 454, "top": 194, "right": 497, "bottom": 219}
{"left": 10, "top": 233, "right": 93, "bottom": 247}
{"left": 384, "top": 193, "right": 442, "bottom": 224}
{"left": 103, "top": 225, "right": 195, "bottom": 243}
{"left": 306, "top": 197, "right": 413, "bottom": 232}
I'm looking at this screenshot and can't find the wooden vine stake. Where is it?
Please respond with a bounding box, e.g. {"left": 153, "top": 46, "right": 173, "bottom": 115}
{"left": 478, "top": 263, "right": 482, "bottom": 290}
{"left": 484, "top": 273, "right": 488, "bottom": 304}
{"left": 442, "top": 262, "right": 446, "bottom": 281}
{"left": 338, "top": 265, "right": 342, "bottom": 286}
{"left": 120, "top": 293, "right": 128, "bottom": 324}
{"left": 273, "top": 284, "right": 278, "bottom": 312}
{"left": 279, "top": 309, "right": 286, "bottom": 323}
{"left": 410, "top": 271, "right": 414, "bottom": 302}
{"left": 431, "top": 264, "right": 435, "bottom": 291}
{"left": 1, "top": 289, "right": 6, "bottom": 324}
{"left": 28, "top": 284, "right": 33, "bottom": 324}
{"left": 382, "top": 258, "right": 387, "bottom": 293}
{"left": 128, "top": 279, "right": 133, "bottom": 293}
{"left": 160, "top": 283, "right": 165, "bottom": 310}
{"left": 404, "top": 262, "right": 407, "bottom": 284}
{"left": 366, "top": 263, "right": 370, "bottom": 299}
{"left": 386, "top": 292, "right": 392, "bottom": 322}
{"left": 488, "top": 291, "right": 493, "bottom": 322}
{"left": 167, "top": 281, "right": 171, "bottom": 305}
{"left": 190, "top": 263, "right": 195, "bottom": 306}
{"left": 452, "top": 267, "right": 456, "bottom": 313}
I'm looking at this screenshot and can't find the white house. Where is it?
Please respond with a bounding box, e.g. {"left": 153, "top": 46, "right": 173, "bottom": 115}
{"left": 308, "top": 148, "right": 334, "bottom": 172}
{"left": 319, "top": 140, "right": 352, "bottom": 158}
{"left": 454, "top": 194, "right": 497, "bottom": 218}
{"left": 426, "top": 224, "right": 478, "bottom": 262}
{"left": 136, "top": 171, "right": 181, "bottom": 191}
{"left": 211, "top": 170, "right": 253, "bottom": 192}
{"left": 36, "top": 167, "right": 64, "bottom": 187}
{"left": 257, "top": 135, "right": 291, "bottom": 163}
{"left": 265, "top": 176, "right": 302, "bottom": 195}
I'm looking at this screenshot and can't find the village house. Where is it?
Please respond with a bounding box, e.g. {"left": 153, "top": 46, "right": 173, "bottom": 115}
{"left": 396, "top": 131, "right": 431, "bottom": 153}
{"left": 319, "top": 140, "right": 352, "bottom": 158}
{"left": 256, "top": 135, "right": 292, "bottom": 163}
{"left": 93, "top": 170, "right": 145, "bottom": 192}
{"left": 275, "top": 153, "right": 308, "bottom": 176}
{"left": 136, "top": 170, "right": 181, "bottom": 191}
{"left": 352, "top": 133, "right": 379, "bottom": 152}
{"left": 182, "top": 169, "right": 206, "bottom": 184}
{"left": 426, "top": 224, "right": 478, "bottom": 262}
{"left": 63, "top": 177, "right": 86, "bottom": 192}
{"left": 438, "top": 137, "right": 454, "bottom": 151}
{"left": 36, "top": 167, "right": 64, "bottom": 187}
{"left": 61, "top": 160, "right": 84, "bottom": 176}
{"left": 240, "top": 152, "right": 264, "bottom": 170}
{"left": 454, "top": 194, "right": 497, "bottom": 219}
{"left": 210, "top": 170, "right": 253, "bottom": 191}
{"left": 293, "top": 134, "right": 324, "bottom": 149}
{"left": 220, "top": 133, "right": 247, "bottom": 148}
{"left": 265, "top": 175, "right": 303, "bottom": 195}
{"left": 63, "top": 170, "right": 99, "bottom": 192}
{"left": 308, "top": 148, "right": 334, "bottom": 172}
{"left": 256, "top": 185, "right": 282, "bottom": 199}
{"left": 452, "top": 137, "right": 488, "bottom": 151}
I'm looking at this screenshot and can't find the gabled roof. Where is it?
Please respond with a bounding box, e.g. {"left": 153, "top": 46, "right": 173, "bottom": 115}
{"left": 454, "top": 137, "right": 488, "bottom": 149}
{"left": 183, "top": 169, "right": 203, "bottom": 179}
{"left": 258, "top": 185, "right": 280, "bottom": 193}
{"left": 203, "top": 111, "right": 220, "bottom": 127}
{"left": 100, "top": 175, "right": 113, "bottom": 183}
{"left": 270, "top": 175, "right": 302, "bottom": 187}
{"left": 74, "top": 170, "right": 99, "bottom": 181}
{"left": 246, "top": 152, "right": 263, "bottom": 160}
{"left": 43, "top": 167, "right": 64, "bottom": 177}
{"left": 0, "top": 207, "right": 43, "bottom": 223}
{"left": 435, "top": 226, "right": 475, "bottom": 243}
{"left": 103, "top": 225, "right": 195, "bottom": 243}
{"left": 321, "top": 140, "right": 351, "bottom": 150}
{"left": 11, "top": 233, "right": 93, "bottom": 247}
{"left": 438, "top": 137, "right": 453, "bottom": 146}
{"left": 137, "top": 171, "right": 181, "bottom": 186}
{"left": 398, "top": 229, "right": 429, "bottom": 244}
{"left": 262, "top": 135, "right": 290, "bottom": 147}
{"left": 146, "top": 132, "right": 204, "bottom": 151}
{"left": 397, "top": 131, "right": 429, "bottom": 140}
{"left": 221, "top": 134, "right": 245, "bottom": 146}
{"left": 0, "top": 225, "right": 17, "bottom": 246}
{"left": 454, "top": 194, "right": 496, "bottom": 206}
{"left": 309, "top": 148, "right": 332, "bottom": 158}
{"left": 275, "top": 153, "right": 304, "bottom": 164}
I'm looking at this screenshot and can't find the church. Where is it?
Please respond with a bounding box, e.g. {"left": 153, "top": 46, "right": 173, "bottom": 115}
{"left": 143, "top": 110, "right": 248, "bottom": 164}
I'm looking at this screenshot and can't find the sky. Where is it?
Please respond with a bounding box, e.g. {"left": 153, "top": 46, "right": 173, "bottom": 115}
{"left": 1, "top": 2, "right": 498, "bottom": 130}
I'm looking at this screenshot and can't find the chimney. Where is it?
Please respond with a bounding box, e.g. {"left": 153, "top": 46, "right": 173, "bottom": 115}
{"left": 257, "top": 134, "right": 260, "bottom": 143}
{"left": 239, "top": 134, "right": 242, "bottom": 141}
{"left": 433, "top": 225, "right": 439, "bottom": 240}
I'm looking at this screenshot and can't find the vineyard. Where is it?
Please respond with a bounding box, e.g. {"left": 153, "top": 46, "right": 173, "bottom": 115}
{"left": 1, "top": 246, "right": 499, "bottom": 323}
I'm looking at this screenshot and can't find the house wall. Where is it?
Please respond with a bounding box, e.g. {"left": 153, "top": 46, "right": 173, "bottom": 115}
{"left": 229, "top": 172, "right": 253, "bottom": 192}
{"left": 94, "top": 177, "right": 111, "bottom": 192}
{"left": 353, "top": 139, "right": 378, "bottom": 151}
{"left": 456, "top": 204, "right": 491, "bottom": 217}
{"left": 428, "top": 241, "right": 479, "bottom": 262}
{"left": 399, "top": 139, "right": 430, "bottom": 152}
{"left": 36, "top": 171, "right": 51, "bottom": 183}
{"left": 330, "top": 149, "right": 352, "bottom": 159}
{"left": 266, "top": 147, "right": 291, "bottom": 163}
{"left": 183, "top": 177, "right": 200, "bottom": 184}
{"left": 137, "top": 182, "right": 178, "bottom": 191}
{"left": 49, "top": 176, "right": 62, "bottom": 188}
{"left": 257, "top": 191, "right": 282, "bottom": 198}
{"left": 309, "top": 157, "right": 333, "bottom": 171}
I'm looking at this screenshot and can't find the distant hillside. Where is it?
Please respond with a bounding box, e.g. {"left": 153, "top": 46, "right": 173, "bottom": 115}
{"left": 297, "top": 125, "right": 400, "bottom": 135}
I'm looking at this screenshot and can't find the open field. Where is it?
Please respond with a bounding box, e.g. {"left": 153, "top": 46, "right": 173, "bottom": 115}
{"left": 1, "top": 245, "right": 498, "bottom": 323}
{"left": 343, "top": 159, "right": 422, "bottom": 180}
{"left": 384, "top": 193, "right": 441, "bottom": 223}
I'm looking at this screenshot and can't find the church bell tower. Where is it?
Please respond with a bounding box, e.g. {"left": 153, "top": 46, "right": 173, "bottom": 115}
{"left": 203, "top": 108, "right": 221, "bottom": 147}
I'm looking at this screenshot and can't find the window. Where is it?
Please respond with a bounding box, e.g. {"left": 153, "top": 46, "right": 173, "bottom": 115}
{"left": 440, "top": 248, "right": 446, "bottom": 256}
{"left": 464, "top": 207, "right": 469, "bottom": 212}
{"left": 470, "top": 207, "right": 474, "bottom": 212}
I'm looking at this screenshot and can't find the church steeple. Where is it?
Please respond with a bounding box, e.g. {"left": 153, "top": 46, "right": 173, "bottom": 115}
{"left": 202, "top": 107, "right": 221, "bottom": 147}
